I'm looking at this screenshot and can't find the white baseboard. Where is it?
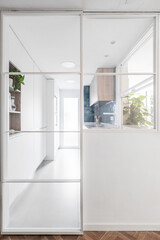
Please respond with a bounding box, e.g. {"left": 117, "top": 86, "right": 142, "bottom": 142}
{"left": 84, "top": 223, "right": 160, "bottom": 231}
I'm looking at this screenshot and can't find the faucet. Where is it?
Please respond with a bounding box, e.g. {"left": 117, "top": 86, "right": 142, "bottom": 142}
{"left": 94, "top": 115, "right": 101, "bottom": 126}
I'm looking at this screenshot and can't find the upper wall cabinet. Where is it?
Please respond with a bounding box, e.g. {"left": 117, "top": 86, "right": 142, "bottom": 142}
{"left": 90, "top": 68, "right": 115, "bottom": 106}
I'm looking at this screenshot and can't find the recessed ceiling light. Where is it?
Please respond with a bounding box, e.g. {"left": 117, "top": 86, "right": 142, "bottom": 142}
{"left": 110, "top": 40, "right": 116, "bottom": 45}
{"left": 66, "top": 80, "right": 75, "bottom": 83}
{"left": 61, "top": 62, "right": 76, "bottom": 68}
{"left": 104, "top": 54, "right": 109, "bottom": 58}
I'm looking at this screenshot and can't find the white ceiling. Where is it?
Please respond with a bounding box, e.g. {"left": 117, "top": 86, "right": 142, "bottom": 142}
{"left": 83, "top": 17, "right": 153, "bottom": 73}
{"left": 7, "top": 15, "right": 153, "bottom": 88}
{"left": 9, "top": 15, "right": 81, "bottom": 73}
{"left": 0, "top": 0, "right": 160, "bottom": 11}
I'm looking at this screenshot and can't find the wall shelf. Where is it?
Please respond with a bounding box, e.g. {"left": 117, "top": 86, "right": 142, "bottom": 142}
{"left": 9, "top": 111, "right": 21, "bottom": 114}
{"left": 9, "top": 61, "right": 21, "bottom": 134}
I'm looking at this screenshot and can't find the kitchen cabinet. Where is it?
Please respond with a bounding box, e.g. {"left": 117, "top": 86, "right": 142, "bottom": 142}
{"left": 90, "top": 68, "right": 115, "bottom": 106}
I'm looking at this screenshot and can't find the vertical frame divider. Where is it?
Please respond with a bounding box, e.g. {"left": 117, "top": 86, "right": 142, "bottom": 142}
{"left": 0, "top": 10, "right": 3, "bottom": 233}
{"left": 80, "top": 12, "right": 83, "bottom": 233}
{"left": 0, "top": 11, "right": 7, "bottom": 233}
{"left": 155, "top": 15, "right": 160, "bottom": 131}
{"left": 115, "top": 66, "right": 122, "bottom": 128}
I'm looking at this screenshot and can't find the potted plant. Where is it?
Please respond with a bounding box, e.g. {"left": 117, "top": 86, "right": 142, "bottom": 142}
{"left": 10, "top": 67, "right": 25, "bottom": 91}
{"left": 123, "top": 94, "right": 152, "bottom": 127}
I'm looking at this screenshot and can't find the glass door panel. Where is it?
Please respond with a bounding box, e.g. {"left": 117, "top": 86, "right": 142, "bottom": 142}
{"left": 8, "top": 15, "right": 80, "bottom": 73}
{"left": 2, "top": 183, "right": 81, "bottom": 233}
{"left": 7, "top": 74, "right": 80, "bottom": 133}
{"left": 2, "top": 12, "right": 82, "bottom": 234}
{"left": 4, "top": 132, "right": 80, "bottom": 181}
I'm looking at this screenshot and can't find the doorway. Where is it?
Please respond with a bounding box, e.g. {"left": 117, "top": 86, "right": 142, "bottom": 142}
{"left": 60, "top": 90, "right": 80, "bottom": 148}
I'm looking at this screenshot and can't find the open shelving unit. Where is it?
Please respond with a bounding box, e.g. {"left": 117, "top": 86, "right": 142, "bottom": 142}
{"left": 9, "top": 62, "right": 21, "bottom": 135}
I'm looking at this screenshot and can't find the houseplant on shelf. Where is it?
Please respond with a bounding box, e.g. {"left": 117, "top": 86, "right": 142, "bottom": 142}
{"left": 10, "top": 67, "right": 25, "bottom": 91}
{"left": 123, "top": 94, "right": 152, "bottom": 127}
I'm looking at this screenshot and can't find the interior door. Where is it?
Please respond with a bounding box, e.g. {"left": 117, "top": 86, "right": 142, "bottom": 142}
{"left": 1, "top": 12, "right": 82, "bottom": 234}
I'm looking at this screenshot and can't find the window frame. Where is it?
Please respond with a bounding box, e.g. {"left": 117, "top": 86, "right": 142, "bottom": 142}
{"left": 83, "top": 13, "right": 159, "bottom": 132}
{"left": 1, "top": 12, "right": 159, "bottom": 133}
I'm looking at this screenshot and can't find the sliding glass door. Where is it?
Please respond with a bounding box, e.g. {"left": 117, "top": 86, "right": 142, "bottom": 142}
{"left": 1, "top": 12, "right": 82, "bottom": 234}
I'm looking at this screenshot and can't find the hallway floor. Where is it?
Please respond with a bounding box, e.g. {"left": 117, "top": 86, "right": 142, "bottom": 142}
{"left": 1, "top": 231, "right": 160, "bottom": 240}
{"left": 4, "top": 149, "right": 81, "bottom": 232}
{"left": 35, "top": 149, "right": 80, "bottom": 180}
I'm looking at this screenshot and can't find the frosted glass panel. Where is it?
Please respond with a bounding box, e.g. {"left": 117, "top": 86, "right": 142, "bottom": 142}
{"left": 5, "top": 133, "right": 80, "bottom": 180}
{"left": 3, "top": 183, "right": 81, "bottom": 232}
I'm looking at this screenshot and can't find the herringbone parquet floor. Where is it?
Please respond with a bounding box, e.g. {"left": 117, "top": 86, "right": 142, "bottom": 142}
{"left": 1, "top": 231, "right": 160, "bottom": 240}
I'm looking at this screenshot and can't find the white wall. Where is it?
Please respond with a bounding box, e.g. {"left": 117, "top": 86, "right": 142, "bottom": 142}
{"left": 83, "top": 132, "right": 160, "bottom": 230}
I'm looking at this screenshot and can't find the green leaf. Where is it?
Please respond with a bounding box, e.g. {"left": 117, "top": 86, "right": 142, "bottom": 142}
{"left": 10, "top": 67, "right": 25, "bottom": 90}
{"left": 123, "top": 93, "right": 153, "bottom": 128}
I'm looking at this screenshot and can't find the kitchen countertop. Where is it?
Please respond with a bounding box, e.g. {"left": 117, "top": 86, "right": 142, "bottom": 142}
{"left": 83, "top": 122, "right": 154, "bottom": 131}
{"left": 84, "top": 122, "right": 116, "bottom": 129}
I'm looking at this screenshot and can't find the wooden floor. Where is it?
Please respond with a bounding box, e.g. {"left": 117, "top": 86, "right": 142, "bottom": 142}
{"left": 1, "top": 231, "right": 160, "bottom": 240}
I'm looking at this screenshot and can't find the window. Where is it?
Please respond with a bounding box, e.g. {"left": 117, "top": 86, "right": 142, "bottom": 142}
{"left": 119, "top": 28, "right": 154, "bottom": 129}
{"left": 83, "top": 16, "right": 155, "bottom": 130}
